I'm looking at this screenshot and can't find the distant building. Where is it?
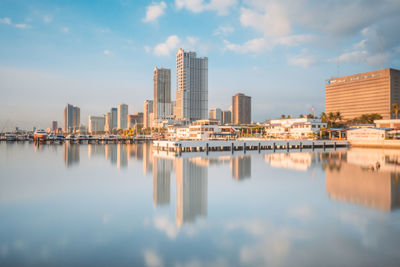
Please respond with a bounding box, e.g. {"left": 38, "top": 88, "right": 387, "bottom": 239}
{"left": 374, "top": 119, "right": 400, "bottom": 129}
{"left": 209, "top": 108, "right": 222, "bottom": 124}
{"left": 127, "top": 112, "right": 144, "bottom": 129}
{"left": 52, "top": 121, "right": 58, "bottom": 132}
{"left": 64, "top": 104, "right": 80, "bottom": 133}
{"left": 154, "top": 68, "right": 173, "bottom": 124}
{"left": 111, "top": 107, "right": 118, "bottom": 130}
{"left": 88, "top": 116, "right": 105, "bottom": 133}
{"left": 117, "top": 104, "right": 128, "bottom": 130}
{"left": 104, "top": 112, "right": 111, "bottom": 132}
{"left": 222, "top": 110, "right": 232, "bottom": 124}
{"left": 175, "top": 48, "right": 208, "bottom": 122}
{"left": 326, "top": 68, "right": 400, "bottom": 120}
{"left": 144, "top": 100, "right": 154, "bottom": 128}
{"left": 232, "top": 93, "right": 251, "bottom": 124}
{"left": 264, "top": 118, "right": 326, "bottom": 138}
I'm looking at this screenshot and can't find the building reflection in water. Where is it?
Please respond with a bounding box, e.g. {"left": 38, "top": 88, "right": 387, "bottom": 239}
{"left": 143, "top": 144, "right": 153, "bottom": 175}
{"left": 117, "top": 144, "right": 128, "bottom": 169}
{"left": 63, "top": 142, "right": 80, "bottom": 167}
{"left": 231, "top": 156, "right": 251, "bottom": 180}
{"left": 88, "top": 144, "right": 105, "bottom": 159}
{"left": 153, "top": 157, "right": 172, "bottom": 206}
{"left": 265, "top": 152, "right": 314, "bottom": 171}
{"left": 105, "top": 144, "right": 118, "bottom": 166}
{"left": 325, "top": 148, "right": 400, "bottom": 211}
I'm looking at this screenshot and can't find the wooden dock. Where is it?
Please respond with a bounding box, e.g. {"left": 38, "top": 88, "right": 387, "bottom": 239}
{"left": 153, "top": 139, "right": 349, "bottom": 155}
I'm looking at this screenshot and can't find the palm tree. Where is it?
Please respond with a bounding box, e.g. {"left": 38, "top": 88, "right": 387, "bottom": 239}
{"left": 335, "top": 112, "right": 342, "bottom": 122}
{"left": 281, "top": 114, "right": 286, "bottom": 119}
{"left": 320, "top": 112, "right": 327, "bottom": 123}
{"left": 391, "top": 103, "right": 399, "bottom": 119}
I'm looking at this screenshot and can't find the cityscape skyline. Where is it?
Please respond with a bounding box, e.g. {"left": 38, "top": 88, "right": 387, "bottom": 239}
{"left": 1, "top": 0, "right": 400, "bottom": 131}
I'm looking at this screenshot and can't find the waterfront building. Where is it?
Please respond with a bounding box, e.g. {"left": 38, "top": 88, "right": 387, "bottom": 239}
{"left": 144, "top": 100, "right": 153, "bottom": 128}
{"left": 154, "top": 68, "right": 173, "bottom": 125}
{"left": 104, "top": 112, "right": 111, "bottom": 132}
{"left": 222, "top": 110, "right": 232, "bottom": 124}
{"left": 209, "top": 108, "right": 222, "bottom": 124}
{"left": 117, "top": 104, "right": 128, "bottom": 130}
{"left": 374, "top": 119, "right": 400, "bottom": 129}
{"left": 232, "top": 93, "right": 251, "bottom": 124}
{"left": 127, "top": 112, "right": 144, "bottom": 129}
{"left": 88, "top": 116, "right": 105, "bottom": 133}
{"left": 175, "top": 48, "right": 208, "bottom": 122}
{"left": 64, "top": 104, "right": 80, "bottom": 133}
{"left": 325, "top": 68, "right": 400, "bottom": 120}
{"left": 52, "top": 121, "right": 58, "bottom": 132}
{"left": 264, "top": 118, "right": 326, "bottom": 139}
{"left": 111, "top": 107, "right": 118, "bottom": 130}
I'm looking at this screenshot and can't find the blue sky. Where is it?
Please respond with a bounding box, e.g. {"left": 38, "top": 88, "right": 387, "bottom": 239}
{"left": 1, "top": 0, "right": 400, "bottom": 130}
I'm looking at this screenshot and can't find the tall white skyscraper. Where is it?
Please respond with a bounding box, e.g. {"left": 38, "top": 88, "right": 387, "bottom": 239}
{"left": 144, "top": 100, "right": 153, "bottom": 128}
{"left": 117, "top": 103, "right": 128, "bottom": 130}
{"left": 154, "top": 67, "right": 172, "bottom": 123}
{"left": 64, "top": 104, "right": 80, "bottom": 133}
{"left": 88, "top": 115, "right": 105, "bottom": 133}
{"left": 175, "top": 48, "right": 208, "bottom": 122}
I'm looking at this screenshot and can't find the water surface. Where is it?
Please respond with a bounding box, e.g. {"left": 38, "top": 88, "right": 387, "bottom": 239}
{"left": 1, "top": 142, "right": 400, "bottom": 266}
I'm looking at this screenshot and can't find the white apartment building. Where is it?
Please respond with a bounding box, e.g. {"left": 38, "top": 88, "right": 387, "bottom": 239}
{"left": 264, "top": 118, "right": 327, "bottom": 139}
{"left": 117, "top": 103, "right": 128, "bottom": 129}
{"left": 175, "top": 48, "right": 208, "bottom": 122}
{"left": 88, "top": 116, "right": 105, "bottom": 133}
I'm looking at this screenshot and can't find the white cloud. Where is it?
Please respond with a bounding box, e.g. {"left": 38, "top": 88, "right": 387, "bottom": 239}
{"left": 14, "top": 24, "right": 32, "bottom": 29}
{"left": 43, "top": 15, "right": 52, "bottom": 23}
{"left": 144, "top": 45, "right": 151, "bottom": 53}
{"left": 175, "top": 0, "right": 236, "bottom": 15}
{"left": 0, "top": 17, "right": 11, "bottom": 25}
{"left": 143, "top": 2, "right": 167, "bottom": 23}
{"left": 213, "top": 25, "right": 234, "bottom": 36}
{"left": 287, "top": 51, "right": 316, "bottom": 68}
{"left": 103, "top": 50, "right": 111, "bottom": 55}
{"left": 143, "top": 250, "right": 163, "bottom": 267}
{"left": 154, "top": 35, "right": 181, "bottom": 56}
{"left": 276, "top": 34, "right": 314, "bottom": 46}
{"left": 224, "top": 38, "right": 271, "bottom": 53}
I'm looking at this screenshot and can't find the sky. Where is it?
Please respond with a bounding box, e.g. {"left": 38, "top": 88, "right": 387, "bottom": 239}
{"left": 1, "top": 0, "right": 400, "bottom": 131}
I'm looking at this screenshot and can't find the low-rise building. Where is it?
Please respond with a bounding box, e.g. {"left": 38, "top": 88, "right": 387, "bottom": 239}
{"left": 374, "top": 119, "right": 400, "bottom": 129}
{"left": 264, "top": 118, "right": 326, "bottom": 139}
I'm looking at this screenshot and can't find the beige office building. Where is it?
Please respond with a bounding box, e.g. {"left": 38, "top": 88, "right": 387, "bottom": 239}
{"left": 232, "top": 93, "right": 251, "bottom": 124}
{"left": 143, "top": 100, "right": 153, "bottom": 128}
{"left": 325, "top": 68, "right": 400, "bottom": 120}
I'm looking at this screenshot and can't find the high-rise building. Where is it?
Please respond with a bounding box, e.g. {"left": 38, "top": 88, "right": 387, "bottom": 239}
{"left": 127, "top": 112, "right": 144, "bottom": 129}
{"left": 325, "top": 68, "right": 400, "bottom": 120}
{"left": 154, "top": 68, "right": 172, "bottom": 123}
{"left": 104, "top": 112, "right": 111, "bottom": 132}
{"left": 232, "top": 93, "right": 251, "bottom": 124}
{"left": 88, "top": 116, "right": 105, "bottom": 133}
{"left": 52, "top": 121, "right": 58, "bottom": 132}
{"left": 64, "top": 104, "right": 80, "bottom": 133}
{"left": 111, "top": 107, "right": 118, "bottom": 130}
{"left": 175, "top": 48, "right": 208, "bottom": 122}
{"left": 222, "top": 110, "right": 232, "bottom": 124}
{"left": 144, "top": 100, "right": 154, "bottom": 128}
{"left": 209, "top": 108, "right": 222, "bottom": 124}
{"left": 117, "top": 104, "right": 128, "bottom": 130}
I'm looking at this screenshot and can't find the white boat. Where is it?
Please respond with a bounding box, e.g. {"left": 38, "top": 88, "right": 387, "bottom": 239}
{"left": 34, "top": 130, "right": 48, "bottom": 141}
{"left": 5, "top": 133, "right": 16, "bottom": 141}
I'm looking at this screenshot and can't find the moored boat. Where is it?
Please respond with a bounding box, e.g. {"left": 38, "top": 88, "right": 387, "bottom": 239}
{"left": 34, "top": 130, "right": 48, "bottom": 141}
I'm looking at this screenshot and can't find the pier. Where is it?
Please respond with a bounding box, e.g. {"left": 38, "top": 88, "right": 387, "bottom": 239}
{"left": 153, "top": 139, "right": 349, "bottom": 155}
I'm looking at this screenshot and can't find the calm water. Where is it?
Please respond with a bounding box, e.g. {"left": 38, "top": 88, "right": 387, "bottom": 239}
{"left": 1, "top": 142, "right": 400, "bottom": 267}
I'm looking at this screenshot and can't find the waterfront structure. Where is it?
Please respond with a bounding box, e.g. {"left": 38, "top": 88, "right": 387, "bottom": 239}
{"left": 232, "top": 93, "right": 251, "bottom": 124}
{"left": 127, "top": 113, "right": 144, "bottom": 129}
{"left": 209, "top": 108, "right": 222, "bottom": 124}
{"left": 88, "top": 116, "right": 105, "bottom": 133}
{"left": 222, "top": 110, "right": 232, "bottom": 124}
{"left": 117, "top": 104, "right": 128, "bottom": 130}
{"left": 374, "top": 119, "right": 400, "bottom": 129}
{"left": 154, "top": 68, "right": 173, "bottom": 125}
{"left": 264, "top": 118, "right": 327, "bottom": 139}
{"left": 111, "top": 107, "right": 118, "bottom": 130}
{"left": 175, "top": 48, "right": 208, "bottom": 122}
{"left": 325, "top": 68, "right": 400, "bottom": 120}
{"left": 64, "top": 104, "right": 80, "bottom": 133}
{"left": 104, "top": 112, "right": 111, "bottom": 132}
{"left": 144, "top": 100, "right": 154, "bottom": 128}
{"left": 52, "top": 121, "right": 58, "bottom": 132}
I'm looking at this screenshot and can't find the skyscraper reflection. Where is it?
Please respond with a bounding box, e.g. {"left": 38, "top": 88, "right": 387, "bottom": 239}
{"left": 117, "top": 144, "right": 128, "bottom": 169}
{"left": 63, "top": 142, "right": 80, "bottom": 167}
{"left": 265, "top": 152, "right": 314, "bottom": 171}
{"left": 153, "top": 157, "right": 172, "bottom": 206}
{"left": 143, "top": 143, "right": 153, "bottom": 174}
{"left": 325, "top": 149, "right": 400, "bottom": 211}
{"left": 231, "top": 156, "right": 251, "bottom": 180}
{"left": 105, "top": 144, "right": 118, "bottom": 166}
{"left": 175, "top": 157, "right": 208, "bottom": 227}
